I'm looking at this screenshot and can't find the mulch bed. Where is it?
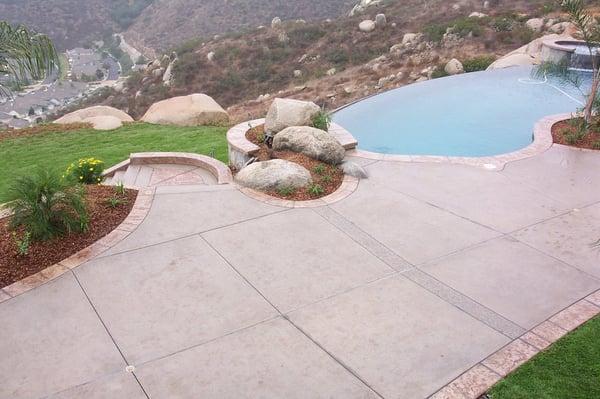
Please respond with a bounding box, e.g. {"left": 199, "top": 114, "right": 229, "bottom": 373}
{"left": 552, "top": 119, "right": 600, "bottom": 150}
{"left": 244, "top": 124, "right": 344, "bottom": 201}
{"left": 0, "top": 185, "right": 137, "bottom": 288}
{"left": 0, "top": 123, "right": 92, "bottom": 142}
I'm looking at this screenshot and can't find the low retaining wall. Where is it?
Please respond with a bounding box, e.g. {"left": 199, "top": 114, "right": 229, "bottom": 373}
{"left": 227, "top": 119, "right": 358, "bottom": 170}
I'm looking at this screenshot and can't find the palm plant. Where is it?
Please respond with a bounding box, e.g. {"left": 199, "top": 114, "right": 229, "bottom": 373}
{"left": 0, "top": 21, "right": 58, "bottom": 97}
{"left": 7, "top": 169, "right": 89, "bottom": 241}
{"left": 534, "top": 0, "right": 600, "bottom": 125}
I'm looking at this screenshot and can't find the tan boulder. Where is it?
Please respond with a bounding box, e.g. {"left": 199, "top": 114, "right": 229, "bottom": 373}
{"left": 55, "top": 106, "right": 133, "bottom": 124}
{"left": 83, "top": 116, "right": 123, "bottom": 131}
{"left": 141, "top": 94, "right": 229, "bottom": 126}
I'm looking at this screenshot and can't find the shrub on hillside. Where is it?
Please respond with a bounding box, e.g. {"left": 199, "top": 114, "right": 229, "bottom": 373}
{"left": 7, "top": 169, "right": 89, "bottom": 241}
{"left": 311, "top": 109, "right": 331, "bottom": 131}
{"left": 462, "top": 56, "right": 496, "bottom": 72}
{"left": 66, "top": 158, "right": 105, "bottom": 184}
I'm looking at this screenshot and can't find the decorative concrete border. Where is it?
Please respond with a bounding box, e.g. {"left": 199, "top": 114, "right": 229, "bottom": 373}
{"left": 346, "top": 113, "right": 574, "bottom": 170}
{"left": 430, "top": 290, "right": 600, "bottom": 399}
{"left": 103, "top": 152, "right": 233, "bottom": 185}
{"left": 237, "top": 175, "right": 359, "bottom": 208}
{"left": 227, "top": 119, "right": 358, "bottom": 170}
{"left": 0, "top": 187, "right": 156, "bottom": 302}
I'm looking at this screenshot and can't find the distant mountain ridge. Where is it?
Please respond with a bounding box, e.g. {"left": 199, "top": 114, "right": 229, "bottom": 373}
{"left": 0, "top": 0, "right": 359, "bottom": 52}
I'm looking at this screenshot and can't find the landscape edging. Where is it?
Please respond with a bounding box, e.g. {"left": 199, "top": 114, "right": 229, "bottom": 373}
{"left": 0, "top": 187, "right": 156, "bottom": 302}
{"left": 429, "top": 290, "right": 600, "bottom": 399}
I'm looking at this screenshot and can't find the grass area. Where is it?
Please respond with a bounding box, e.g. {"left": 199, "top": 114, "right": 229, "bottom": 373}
{"left": 0, "top": 123, "right": 228, "bottom": 203}
{"left": 489, "top": 316, "right": 600, "bottom": 399}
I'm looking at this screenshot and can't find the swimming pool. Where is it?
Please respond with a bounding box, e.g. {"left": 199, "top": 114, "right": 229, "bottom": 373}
{"left": 333, "top": 66, "right": 588, "bottom": 157}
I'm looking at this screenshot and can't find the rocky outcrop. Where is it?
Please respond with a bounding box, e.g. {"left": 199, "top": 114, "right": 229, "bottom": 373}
{"left": 273, "top": 126, "right": 345, "bottom": 165}
{"left": 235, "top": 159, "right": 312, "bottom": 190}
{"left": 264, "top": 98, "right": 320, "bottom": 134}
{"left": 526, "top": 18, "right": 544, "bottom": 32}
{"left": 359, "top": 20, "right": 376, "bottom": 32}
{"left": 55, "top": 106, "right": 133, "bottom": 124}
{"left": 349, "top": 0, "right": 383, "bottom": 16}
{"left": 141, "top": 94, "right": 229, "bottom": 126}
{"left": 487, "top": 33, "right": 574, "bottom": 70}
{"left": 444, "top": 59, "right": 464, "bottom": 75}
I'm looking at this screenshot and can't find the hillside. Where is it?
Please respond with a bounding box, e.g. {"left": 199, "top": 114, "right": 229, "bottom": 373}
{"left": 77, "top": 0, "right": 562, "bottom": 123}
{"left": 0, "top": 0, "right": 152, "bottom": 50}
{"left": 123, "top": 0, "right": 358, "bottom": 55}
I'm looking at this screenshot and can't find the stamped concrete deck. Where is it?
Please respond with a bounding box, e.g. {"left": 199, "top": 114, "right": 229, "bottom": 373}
{"left": 2, "top": 144, "right": 600, "bottom": 399}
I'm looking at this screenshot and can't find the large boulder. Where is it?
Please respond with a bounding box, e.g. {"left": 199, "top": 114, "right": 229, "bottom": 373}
{"left": 444, "top": 59, "right": 464, "bottom": 75}
{"left": 526, "top": 18, "right": 545, "bottom": 32}
{"left": 359, "top": 20, "right": 376, "bottom": 32}
{"left": 55, "top": 106, "right": 133, "bottom": 124}
{"left": 236, "top": 159, "right": 312, "bottom": 191}
{"left": 273, "top": 126, "right": 345, "bottom": 165}
{"left": 488, "top": 53, "right": 536, "bottom": 69}
{"left": 84, "top": 116, "right": 123, "bottom": 131}
{"left": 142, "top": 94, "right": 229, "bottom": 126}
{"left": 264, "top": 98, "right": 320, "bottom": 134}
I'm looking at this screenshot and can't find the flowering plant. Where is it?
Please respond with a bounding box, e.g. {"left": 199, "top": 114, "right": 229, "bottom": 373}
{"left": 65, "top": 158, "right": 105, "bottom": 184}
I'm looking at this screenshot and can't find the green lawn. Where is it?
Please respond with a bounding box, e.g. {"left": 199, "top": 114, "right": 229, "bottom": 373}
{"left": 0, "top": 123, "right": 228, "bottom": 202}
{"left": 489, "top": 316, "right": 600, "bottom": 399}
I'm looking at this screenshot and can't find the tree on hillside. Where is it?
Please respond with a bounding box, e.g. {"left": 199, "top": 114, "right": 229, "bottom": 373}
{"left": 0, "top": 21, "right": 58, "bottom": 97}
{"left": 534, "top": 0, "right": 600, "bottom": 126}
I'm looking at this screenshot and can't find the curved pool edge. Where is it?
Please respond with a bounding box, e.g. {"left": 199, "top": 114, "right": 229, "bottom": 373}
{"left": 344, "top": 112, "right": 575, "bottom": 171}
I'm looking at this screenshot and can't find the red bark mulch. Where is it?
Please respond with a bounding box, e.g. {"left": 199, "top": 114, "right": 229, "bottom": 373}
{"left": 552, "top": 119, "right": 600, "bottom": 150}
{"left": 0, "top": 123, "right": 92, "bottom": 142}
{"left": 0, "top": 185, "right": 137, "bottom": 288}
{"left": 244, "top": 124, "right": 344, "bottom": 200}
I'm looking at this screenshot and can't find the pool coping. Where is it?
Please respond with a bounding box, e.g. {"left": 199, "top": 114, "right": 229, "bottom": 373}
{"left": 345, "top": 113, "right": 576, "bottom": 170}
{"left": 0, "top": 187, "right": 156, "bottom": 302}
{"left": 429, "top": 289, "right": 600, "bottom": 399}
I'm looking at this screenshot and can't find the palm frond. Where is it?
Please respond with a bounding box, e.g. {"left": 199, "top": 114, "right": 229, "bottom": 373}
{"left": 0, "top": 21, "right": 58, "bottom": 97}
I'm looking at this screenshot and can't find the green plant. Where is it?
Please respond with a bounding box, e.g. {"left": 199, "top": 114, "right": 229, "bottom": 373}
{"left": 0, "top": 21, "right": 58, "bottom": 97}
{"left": 7, "top": 169, "right": 89, "bottom": 241}
{"left": 313, "top": 164, "right": 326, "bottom": 175}
{"left": 431, "top": 66, "right": 449, "bottom": 79}
{"left": 12, "top": 231, "right": 31, "bottom": 256}
{"left": 321, "top": 174, "right": 333, "bottom": 184}
{"left": 307, "top": 184, "right": 324, "bottom": 197}
{"left": 114, "top": 182, "right": 126, "bottom": 196}
{"left": 65, "top": 158, "right": 105, "bottom": 184}
{"left": 277, "top": 186, "right": 296, "bottom": 197}
{"left": 311, "top": 109, "right": 331, "bottom": 131}
{"left": 106, "top": 196, "right": 126, "bottom": 209}
{"left": 534, "top": 0, "right": 600, "bottom": 125}
{"left": 463, "top": 56, "right": 496, "bottom": 72}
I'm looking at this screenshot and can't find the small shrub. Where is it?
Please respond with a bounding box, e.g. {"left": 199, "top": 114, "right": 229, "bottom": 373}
{"left": 7, "top": 169, "right": 89, "bottom": 241}
{"left": 114, "top": 182, "right": 126, "bottom": 196}
{"left": 423, "top": 23, "right": 447, "bottom": 42}
{"left": 593, "top": 140, "right": 600, "bottom": 150}
{"left": 277, "top": 186, "right": 295, "bottom": 197}
{"left": 12, "top": 231, "right": 31, "bottom": 256}
{"left": 106, "top": 196, "right": 127, "bottom": 209}
{"left": 66, "top": 158, "right": 105, "bottom": 184}
{"left": 308, "top": 184, "right": 324, "bottom": 197}
{"left": 321, "top": 174, "right": 333, "bottom": 184}
{"left": 463, "top": 56, "right": 496, "bottom": 72}
{"left": 490, "top": 17, "right": 515, "bottom": 32}
{"left": 313, "top": 164, "right": 326, "bottom": 175}
{"left": 311, "top": 110, "right": 331, "bottom": 131}
{"left": 431, "top": 66, "right": 449, "bottom": 79}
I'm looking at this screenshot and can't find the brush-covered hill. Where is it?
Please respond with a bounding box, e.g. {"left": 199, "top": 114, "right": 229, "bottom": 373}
{"left": 79, "top": 0, "right": 562, "bottom": 123}
{"left": 124, "top": 0, "right": 359, "bottom": 55}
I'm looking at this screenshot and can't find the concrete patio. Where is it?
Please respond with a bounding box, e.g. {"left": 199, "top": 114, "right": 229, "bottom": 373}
{"left": 1, "top": 144, "right": 600, "bottom": 399}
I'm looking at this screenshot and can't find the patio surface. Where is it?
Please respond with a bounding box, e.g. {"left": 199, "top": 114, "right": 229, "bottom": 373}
{"left": 2, "top": 144, "right": 600, "bottom": 399}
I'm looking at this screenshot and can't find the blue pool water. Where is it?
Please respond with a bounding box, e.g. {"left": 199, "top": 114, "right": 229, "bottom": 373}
{"left": 333, "top": 66, "right": 588, "bottom": 157}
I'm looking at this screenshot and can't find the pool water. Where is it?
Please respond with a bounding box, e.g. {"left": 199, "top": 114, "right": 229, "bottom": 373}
{"left": 333, "top": 66, "right": 588, "bottom": 157}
